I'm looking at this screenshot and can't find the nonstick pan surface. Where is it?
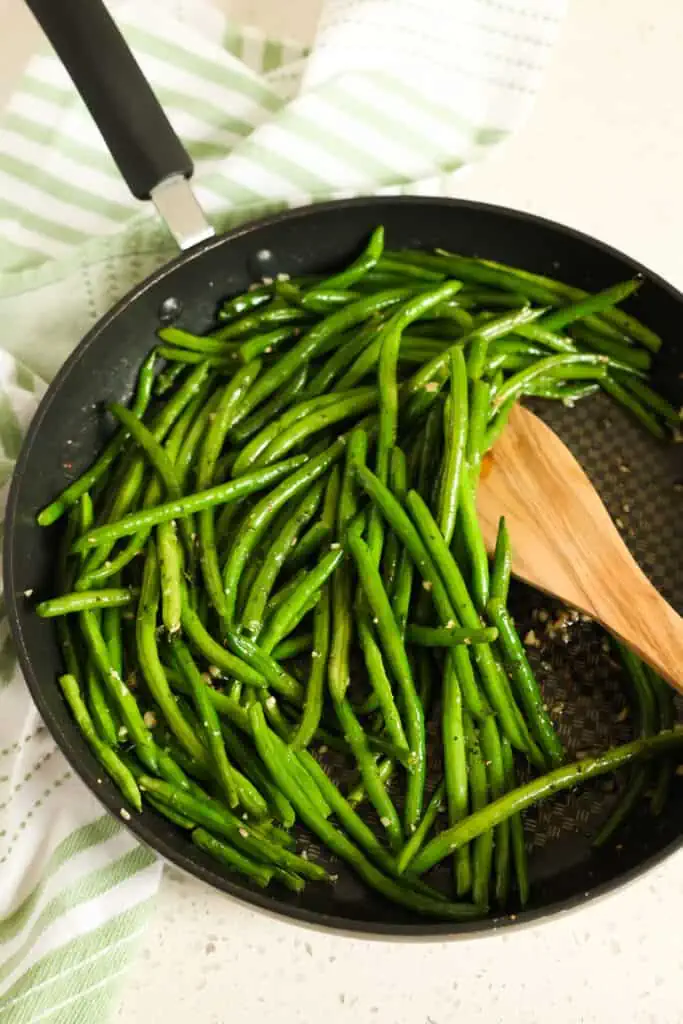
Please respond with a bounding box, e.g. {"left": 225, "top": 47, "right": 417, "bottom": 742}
{"left": 5, "top": 195, "right": 683, "bottom": 937}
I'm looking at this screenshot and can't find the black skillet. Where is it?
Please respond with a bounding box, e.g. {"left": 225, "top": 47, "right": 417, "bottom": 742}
{"left": 6, "top": 0, "right": 683, "bottom": 937}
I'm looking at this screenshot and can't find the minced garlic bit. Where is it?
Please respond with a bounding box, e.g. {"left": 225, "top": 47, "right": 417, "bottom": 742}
{"left": 616, "top": 706, "right": 629, "bottom": 723}
{"left": 208, "top": 665, "right": 221, "bottom": 678}
{"left": 120, "top": 808, "right": 131, "bottom": 821}
{"left": 424, "top": 382, "right": 439, "bottom": 393}
{"left": 266, "top": 696, "right": 277, "bottom": 709}
{"left": 422, "top": 580, "right": 433, "bottom": 591}
{"left": 330, "top": 542, "right": 341, "bottom": 550}
{"left": 239, "top": 827, "right": 249, "bottom": 838}
{"left": 380, "top": 816, "right": 391, "bottom": 827}
{"left": 276, "top": 272, "right": 291, "bottom": 282}
{"left": 524, "top": 629, "right": 540, "bottom": 648}
{"left": 143, "top": 711, "right": 157, "bottom": 728}
{"left": 446, "top": 620, "right": 456, "bottom": 629}
{"left": 117, "top": 726, "right": 129, "bottom": 741}
{"left": 23, "top": 589, "right": 34, "bottom": 598}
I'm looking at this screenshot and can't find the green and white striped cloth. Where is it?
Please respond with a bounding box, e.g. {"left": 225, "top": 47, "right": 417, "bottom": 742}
{"left": 0, "top": 0, "right": 565, "bottom": 1019}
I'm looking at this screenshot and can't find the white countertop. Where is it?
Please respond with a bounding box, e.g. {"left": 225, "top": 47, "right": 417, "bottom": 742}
{"left": 3, "top": 0, "right": 683, "bottom": 1021}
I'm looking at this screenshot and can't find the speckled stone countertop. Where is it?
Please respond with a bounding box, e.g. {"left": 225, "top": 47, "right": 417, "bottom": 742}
{"left": 3, "top": 0, "right": 683, "bottom": 1021}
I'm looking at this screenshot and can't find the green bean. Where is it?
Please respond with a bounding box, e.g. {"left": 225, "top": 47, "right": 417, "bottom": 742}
{"left": 300, "top": 289, "right": 358, "bottom": 313}
{"left": 483, "top": 397, "right": 515, "bottom": 453}
{"left": 155, "top": 360, "right": 187, "bottom": 396}
{"left": 413, "top": 728, "right": 683, "bottom": 875}
{"left": 310, "top": 225, "right": 384, "bottom": 293}
{"left": 357, "top": 618, "right": 409, "bottom": 753}
{"left": 395, "top": 781, "right": 446, "bottom": 875}
{"left": 405, "top": 490, "right": 541, "bottom": 761}
{"left": 196, "top": 363, "right": 262, "bottom": 618}
{"left": 224, "top": 632, "right": 303, "bottom": 703}
{"left": 456, "top": 469, "right": 490, "bottom": 612}
{"left": 492, "top": 353, "right": 608, "bottom": 411}
{"left": 231, "top": 289, "right": 412, "bottom": 426}
{"left": 593, "top": 641, "right": 657, "bottom": 847}
{"left": 569, "top": 324, "right": 651, "bottom": 369}
{"left": 178, "top": 596, "right": 266, "bottom": 689}
{"left": 600, "top": 376, "right": 667, "bottom": 439}
{"left": 270, "top": 633, "right": 312, "bottom": 660}
{"left": 214, "top": 305, "right": 307, "bottom": 342}
{"left": 347, "top": 520, "right": 425, "bottom": 832}
{"left": 346, "top": 756, "right": 394, "bottom": 808}
{"left": 479, "top": 716, "right": 510, "bottom": 907}
{"left": 647, "top": 666, "right": 675, "bottom": 816}
{"left": 513, "top": 322, "right": 576, "bottom": 354}
{"left": 328, "top": 434, "right": 364, "bottom": 702}
{"left": 79, "top": 387, "right": 212, "bottom": 582}
{"left": 467, "top": 714, "right": 494, "bottom": 908}
{"left": 265, "top": 570, "right": 307, "bottom": 617}
{"left": 172, "top": 639, "right": 242, "bottom": 810}
{"left": 233, "top": 394, "right": 339, "bottom": 476}
{"left": 258, "top": 389, "right": 378, "bottom": 468}
{"left": 258, "top": 548, "right": 344, "bottom": 655}
{"left": 441, "top": 654, "right": 471, "bottom": 895}
{"left": 405, "top": 624, "right": 498, "bottom": 646}
{"left": 501, "top": 737, "right": 529, "bottom": 906}
{"left": 404, "top": 306, "right": 547, "bottom": 399}
{"left": 242, "top": 479, "right": 326, "bottom": 637}
{"left": 59, "top": 674, "right": 141, "bottom": 810}
{"left": 219, "top": 284, "right": 272, "bottom": 321}
{"left": 230, "top": 363, "right": 308, "bottom": 444}
{"left": 539, "top": 278, "right": 642, "bottom": 333}
{"left": 356, "top": 463, "right": 489, "bottom": 723}
{"left": 285, "top": 522, "right": 332, "bottom": 571}
{"left": 192, "top": 828, "right": 274, "bottom": 888}
{"left": 36, "top": 589, "right": 133, "bottom": 617}
{"left": 85, "top": 657, "right": 119, "bottom": 748}
{"left": 37, "top": 350, "right": 157, "bottom": 526}
{"left": 220, "top": 722, "right": 295, "bottom": 828}
{"left": 79, "top": 605, "right": 157, "bottom": 764}
{"left": 222, "top": 441, "right": 344, "bottom": 626}
{"left": 335, "top": 697, "right": 403, "bottom": 849}
{"left": 467, "top": 380, "right": 491, "bottom": 480}
{"left": 306, "top": 321, "right": 382, "bottom": 398}
{"left": 289, "top": 584, "right": 331, "bottom": 750}
{"left": 154, "top": 346, "right": 231, "bottom": 366}
{"left": 72, "top": 455, "right": 307, "bottom": 553}
{"left": 437, "top": 348, "right": 468, "bottom": 544}
{"left": 238, "top": 327, "right": 297, "bottom": 364}
{"left": 157, "top": 521, "right": 183, "bottom": 635}
{"left": 490, "top": 518, "right": 512, "bottom": 605}
{"left": 378, "top": 283, "right": 464, "bottom": 500}
{"left": 533, "top": 382, "right": 601, "bottom": 403}
{"left": 157, "top": 326, "right": 236, "bottom": 355}
{"left": 487, "top": 597, "right": 563, "bottom": 765}
{"left": 613, "top": 373, "right": 680, "bottom": 425}
{"left": 136, "top": 549, "right": 208, "bottom": 768}
{"left": 250, "top": 704, "right": 479, "bottom": 919}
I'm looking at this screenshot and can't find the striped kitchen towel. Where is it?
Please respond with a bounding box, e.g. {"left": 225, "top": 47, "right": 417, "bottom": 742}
{"left": 0, "top": 0, "right": 566, "bottom": 1019}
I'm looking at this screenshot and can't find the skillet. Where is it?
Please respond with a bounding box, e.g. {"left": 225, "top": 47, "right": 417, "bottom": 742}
{"left": 6, "top": 0, "right": 683, "bottom": 936}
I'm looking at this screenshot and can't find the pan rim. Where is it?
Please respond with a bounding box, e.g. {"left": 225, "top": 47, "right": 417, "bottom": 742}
{"left": 5, "top": 193, "right": 683, "bottom": 939}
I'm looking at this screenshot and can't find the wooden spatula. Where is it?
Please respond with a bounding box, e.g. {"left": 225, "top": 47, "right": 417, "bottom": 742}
{"left": 477, "top": 403, "right": 683, "bottom": 691}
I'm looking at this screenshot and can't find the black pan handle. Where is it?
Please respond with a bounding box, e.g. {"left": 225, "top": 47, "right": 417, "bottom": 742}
{"left": 25, "top": 0, "right": 193, "bottom": 200}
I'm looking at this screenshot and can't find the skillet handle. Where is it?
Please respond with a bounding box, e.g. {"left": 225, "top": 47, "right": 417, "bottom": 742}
{"left": 25, "top": 0, "right": 191, "bottom": 200}
{"left": 25, "top": 0, "right": 214, "bottom": 250}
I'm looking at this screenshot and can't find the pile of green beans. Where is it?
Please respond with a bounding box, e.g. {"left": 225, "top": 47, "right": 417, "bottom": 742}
{"left": 36, "top": 226, "right": 683, "bottom": 919}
